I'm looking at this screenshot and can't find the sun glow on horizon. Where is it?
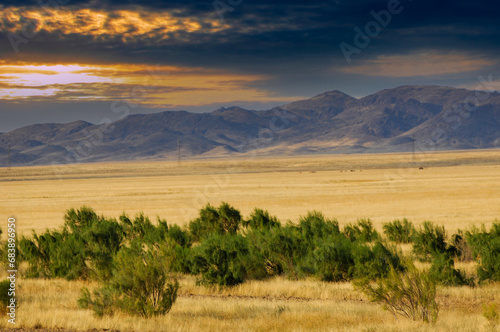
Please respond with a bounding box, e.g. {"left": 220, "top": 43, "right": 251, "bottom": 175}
{"left": 0, "top": 62, "right": 300, "bottom": 106}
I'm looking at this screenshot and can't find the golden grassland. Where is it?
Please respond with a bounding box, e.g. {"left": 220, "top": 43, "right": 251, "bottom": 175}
{"left": 1, "top": 149, "right": 500, "bottom": 331}
{"left": 1, "top": 149, "right": 500, "bottom": 236}
{"left": 1, "top": 270, "right": 500, "bottom": 331}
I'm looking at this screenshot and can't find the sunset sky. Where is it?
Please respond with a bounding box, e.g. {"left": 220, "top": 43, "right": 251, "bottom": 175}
{"left": 1, "top": 0, "right": 499, "bottom": 132}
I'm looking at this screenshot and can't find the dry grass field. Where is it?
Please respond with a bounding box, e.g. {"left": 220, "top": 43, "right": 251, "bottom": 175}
{"left": 1, "top": 149, "right": 500, "bottom": 331}
{"left": 1, "top": 271, "right": 500, "bottom": 331}
{"left": 1, "top": 149, "right": 500, "bottom": 235}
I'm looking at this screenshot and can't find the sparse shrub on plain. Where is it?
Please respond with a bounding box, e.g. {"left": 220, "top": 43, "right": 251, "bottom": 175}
{"left": 451, "top": 231, "right": 474, "bottom": 262}
{"left": 352, "top": 241, "right": 404, "bottom": 280}
{"left": 189, "top": 202, "right": 241, "bottom": 242}
{"left": 167, "top": 224, "right": 192, "bottom": 248}
{"left": 120, "top": 213, "right": 168, "bottom": 244}
{"left": 158, "top": 237, "right": 193, "bottom": 274}
{"left": 192, "top": 233, "right": 249, "bottom": 286}
{"left": 262, "top": 224, "right": 308, "bottom": 280}
{"left": 344, "top": 218, "right": 379, "bottom": 242}
{"left": 383, "top": 219, "right": 415, "bottom": 243}
{"left": 412, "top": 221, "right": 454, "bottom": 262}
{"left": 354, "top": 260, "right": 439, "bottom": 323}
{"left": 298, "top": 211, "right": 341, "bottom": 243}
{"left": 81, "top": 216, "right": 124, "bottom": 280}
{"left": 428, "top": 252, "right": 473, "bottom": 286}
{"left": 243, "top": 230, "right": 280, "bottom": 280}
{"left": 465, "top": 223, "right": 500, "bottom": 283}
{"left": 312, "top": 235, "right": 355, "bottom": 282}
{"left": 20, "top": 206, "right": 125, "bottom": 280}
{"left": 242, "top": 208, "right": 281, "bottom": 231}
{"left": 476, "top": 238, "right": 500, "bottom": 283}
{"left": 79, "top": 242, "right": 179, "bottom": 317}
{"left": 19, "top": 230, "right": 89, "bottom": 280}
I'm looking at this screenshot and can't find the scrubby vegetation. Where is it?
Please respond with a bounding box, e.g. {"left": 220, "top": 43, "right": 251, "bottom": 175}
{"left": 9, "top": 204, "right": 500, "bottom": 323}
{"left": 354, "top": 260, "right": 439, "bottom": 323}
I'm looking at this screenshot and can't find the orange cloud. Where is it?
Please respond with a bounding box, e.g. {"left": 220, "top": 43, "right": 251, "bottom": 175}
{"left": 341, "top": 52, "right": 494, "bottom": 77}
{"left": 0, "top": 7, "right": 226, "bottom": 43}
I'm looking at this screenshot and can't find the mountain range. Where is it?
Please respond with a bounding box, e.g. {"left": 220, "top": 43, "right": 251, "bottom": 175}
{"left": 1, "top": 85, "right": 499, "bottom": 167}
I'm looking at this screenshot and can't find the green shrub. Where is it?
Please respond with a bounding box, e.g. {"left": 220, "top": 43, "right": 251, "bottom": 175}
{"left": 120, "top": 213, "right": 169, "bottom": 244}
{"left": 428, "top": 253, "right": 473, "bottom": 286}
{"left": 313, "top": 235, "right": 355, "bottom": 282}
{"left": 79, "top": 242, "right": 179, "bottom": 317}
{"left": 189, "top": 202, "right": 241, "bottom": 242}
{"left": 344, "top": 219, "right": 379, "bottom": 242}
{"left": 244, "top": 229, "right": 283, "bottom": 278}
{"left": 476, "top": 238, "right": 500, "bottom": 283}
{"left": 82, "top": 217, "right": 124, "bottom": 280}
{"left": 465, "top": 223, "right": 500, "bottom": 283}
{"left": 298, "top": 211, "right": 341, "bottom": 243}
{"left": 19, "top": 230, "right": 88, "bottom": 280}
{"left": 261, "top": 224, "right": 308, "bottom": 280}
{"left": 242, "top": 208, "right": 281, "bottom": 230}
{"left": 64, "top": 206, "right": 99, "bottom": 230}
{"left": 450, "top": 232, "right": 474, "bottom": 262}
{"left": 383, "top": 219, "right": 415, "bottom": 243}
{"left": 167, "top": 224, "right": 192, "bottom": 248}
{"left": 192, "top": 233, "right": 249, "bottom": 286}
{"left": 354, "top": 260, "right": 439, "bottom": 323}
{"left": 158, "top": 237, "right": 193, "bottom": 274}
{"left": 412, "top": 222, "right": 453, "bottom": 262}
{"left": 353, "top": 241, "right": 404, "bottom": 280}
{"left": 20, "top": 207, "right": 123, "bottom": 280}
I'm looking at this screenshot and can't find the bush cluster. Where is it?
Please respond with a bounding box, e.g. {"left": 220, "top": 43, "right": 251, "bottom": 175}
{"left": 13, "top": 203, "right": 500, "bottom": 321}
{"left": 18, "top": 205, "right": 401, "bottom": 286}
{"left": 464, "top": 223, "right": 500, "bottom": 283}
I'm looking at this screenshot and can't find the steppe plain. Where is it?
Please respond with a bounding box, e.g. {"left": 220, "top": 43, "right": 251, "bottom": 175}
{"left": 1, "top": 149, "right": 500, "bottom": 331}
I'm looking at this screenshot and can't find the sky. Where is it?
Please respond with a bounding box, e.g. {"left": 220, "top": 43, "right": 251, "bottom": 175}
{"left": 0, "top": 0, "right": 500, "bottom": 132}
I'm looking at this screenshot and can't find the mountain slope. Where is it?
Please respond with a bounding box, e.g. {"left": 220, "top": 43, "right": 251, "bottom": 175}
{"left": 1, "top": 85, "right": 499, "bottom": 166}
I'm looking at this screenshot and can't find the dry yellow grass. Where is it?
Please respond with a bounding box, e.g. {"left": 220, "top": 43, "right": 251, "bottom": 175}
{"left": 1, "top": 149, "right": 500, "bottom": 236}
{"left": 2, "top": 274, "right": 499, "bottom": 331}
{"left": 1, "top": 149, "right": 500, "bottom": 331}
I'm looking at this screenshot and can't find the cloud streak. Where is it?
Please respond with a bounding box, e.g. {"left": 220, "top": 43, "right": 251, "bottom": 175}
{"left": 340, "top": 52, "right": 495, "bottom": 77}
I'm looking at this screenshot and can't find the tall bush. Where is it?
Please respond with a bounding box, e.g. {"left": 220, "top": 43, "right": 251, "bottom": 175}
{"left": 344, "top": 218, "right": 379, "bottom": 242}
{"left": 192, "top": 233, "right": 249, "bottom": 286}
{"left": 242, "top": 208, "right": 281, "bottom": 231}
{"left": 428, "top": 253, "right": 473, "bottom": 286}
{"left": 312, "top": 235, "right": 355, "bottom": 282}
{"left": 412, "top": 222, "right": 453, "bottom": 262}
{"left": 79, "top": 242, "right": 179, "bottom": 317}
{"left": 464, "top": 222, "right": 500, "bottom": 283}
{"left": 189, "top": 202, "right": 241, "bottom": 242}
{"left": 383, "top": 219, "right": 415, "bottom": 243}
{"left": 352, "top": 241, "right": 404, "bottom": 280}
{"left": 354, "top": 260, "right": 439, "bottom": 323}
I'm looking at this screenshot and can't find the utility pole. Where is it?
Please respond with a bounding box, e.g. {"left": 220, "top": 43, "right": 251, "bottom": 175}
{"left": 177, "top": 139, "right": 181, "bottom": 164}
{"left": 412, "top": 135, "right": 416, "bottom": 164}
{"left": 7, "top": 144, "right": 11, "bottom": 169}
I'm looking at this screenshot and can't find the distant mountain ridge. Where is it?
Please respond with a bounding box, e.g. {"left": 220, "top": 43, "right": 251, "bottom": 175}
{"left": 1, "top": 85, "right": 499, "bottom": 166}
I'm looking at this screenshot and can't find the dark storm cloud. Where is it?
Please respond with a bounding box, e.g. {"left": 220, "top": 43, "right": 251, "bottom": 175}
{"left": 2, "top": 0, "right": 499, "bottom": 67}
{"left": 1, "top": 0, "right": 500, "bottom": 131}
